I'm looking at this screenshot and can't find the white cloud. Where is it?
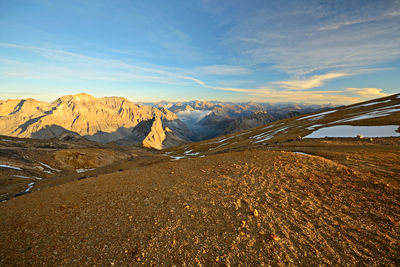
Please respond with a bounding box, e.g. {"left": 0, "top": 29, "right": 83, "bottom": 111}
{"left": 273, "top": 73, "right": 348, "bottom": 90}
{"left": 346, "top": 88, "right": 388, "bottom": 98}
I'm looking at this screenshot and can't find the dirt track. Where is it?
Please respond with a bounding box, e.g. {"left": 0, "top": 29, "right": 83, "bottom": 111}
{"left": 1, "top": 148, "right": 399, "bottom": 266}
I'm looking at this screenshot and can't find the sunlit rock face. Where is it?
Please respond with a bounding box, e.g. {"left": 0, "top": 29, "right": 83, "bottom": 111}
{"left": 0, "top": 93, "right": 190, "bottom": 149}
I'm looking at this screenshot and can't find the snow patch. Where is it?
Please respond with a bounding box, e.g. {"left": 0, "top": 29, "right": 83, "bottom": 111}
{"left": 0, "top": 164, "right": 22, "bottom": 171}
{"left": 76, "top": 168, "right": 96, "bottom": 173}
{"left": 297, "top": 110, "right": 336, "bottom": 121}
{"left": 170, "top": 156, "right": 185, "bottom": 160}
{"left": 334, "top": 105, "right": 399, "bottom": 123}
{"left": 25, "top": 182, "right": 35, "bottom": 192}
{"left": 305, "top": 125, "right": 400, "bottom": 138}
{"left": 306, "top": 124, "right": 323, "bottom": 130}
{"left": 209, "top": 142, "right": 229, "bottom": 150}
{"left": 12, "top": 175, "right": 43, "bottom": 180}
{"left": 39, "top": 162, "right": 61, "bottom": 172}
{"left": 358, "top": 99, "right": 392, "bottom": 107}
{"left": 183, "top": 150, "right": 200, "bottom": 156}
{"left": 292, "top": 152, "right": 312, "bottom": 156}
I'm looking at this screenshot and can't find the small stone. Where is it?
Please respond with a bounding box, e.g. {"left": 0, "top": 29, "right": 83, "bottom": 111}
{"left": 241, "top": 220, "right": 246, "bottom": 227}
{"left": 172, "top": 239, "right": 176, "bottom": 246}
{"left": 269, "top": 233, "right": 280, "bottom": 241}
{"left": 253, "top": 209, "right": 259, "bottom": 217}
{"left": 110, "top": 262, "right": 115, "bottom": 266}
{"left": 128, "top": 215, "right": 133, "bottom": 221}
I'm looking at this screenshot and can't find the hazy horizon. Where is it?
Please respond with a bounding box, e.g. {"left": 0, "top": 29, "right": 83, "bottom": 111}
{"left": 1, "top": 0, "right": 399, "bottom": 104}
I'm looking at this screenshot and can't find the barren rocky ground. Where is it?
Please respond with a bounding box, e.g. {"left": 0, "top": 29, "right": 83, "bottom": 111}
{"left": 1, "top": 138, "right": 399, "bottom": 265}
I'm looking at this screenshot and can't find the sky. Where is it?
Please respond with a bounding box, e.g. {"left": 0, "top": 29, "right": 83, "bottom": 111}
{"left": 0, "top": 0, "right": 399, "bottom": 104}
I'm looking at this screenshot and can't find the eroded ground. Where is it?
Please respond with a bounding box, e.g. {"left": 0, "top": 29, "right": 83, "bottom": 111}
{"left": 1, "top": 138, "right": 399, "bottom": 265}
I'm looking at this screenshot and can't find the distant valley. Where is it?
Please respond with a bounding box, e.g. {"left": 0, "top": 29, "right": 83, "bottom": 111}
{"left": 149, "top": 100, "right": 335, "bottom": 141}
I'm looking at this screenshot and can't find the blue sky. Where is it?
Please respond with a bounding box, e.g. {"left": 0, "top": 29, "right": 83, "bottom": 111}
{"left": 0, "top": 0, "right": 399, "bottom": 104}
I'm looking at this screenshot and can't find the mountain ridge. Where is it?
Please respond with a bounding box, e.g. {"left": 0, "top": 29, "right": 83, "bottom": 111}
{"left": 0, "top": 93, "right": 189, "bottom": 149}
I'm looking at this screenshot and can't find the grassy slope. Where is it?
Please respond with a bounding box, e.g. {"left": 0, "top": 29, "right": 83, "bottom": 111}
{"left": 164, "top": 94, "right": 400, "bottom": 159}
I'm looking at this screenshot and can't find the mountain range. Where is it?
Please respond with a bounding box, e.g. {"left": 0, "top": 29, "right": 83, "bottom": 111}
{"left": 0, "top": 93, "right": 190, "bottom": 150}
{"left": 151, "top": 100, "right": 335, "bottom": 141}
{"left": 0, "top": 93, "right": 333, "bottom": 148}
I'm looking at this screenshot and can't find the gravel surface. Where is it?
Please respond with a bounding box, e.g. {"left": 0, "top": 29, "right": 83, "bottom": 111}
{"left": 1, "top": 149, "right": 399, "bottom": 265}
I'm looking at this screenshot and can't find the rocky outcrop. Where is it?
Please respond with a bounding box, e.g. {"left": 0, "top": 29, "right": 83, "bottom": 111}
{"left": 0, "top": 93, "right": 190, "bottom": 149}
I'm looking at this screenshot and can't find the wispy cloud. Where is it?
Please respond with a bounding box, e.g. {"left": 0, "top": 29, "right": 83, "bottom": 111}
{"left": 273, "top": 73, "right": 348, "bottom": 90}
{"left": 0, "top": 43, "right": 201, "bottom": 86}
{"left": 211, "top": 85, "right": 361, "bottom": 104}
{"left": 223, "top": 2, "right": 400, "bottom": 76}
{"left": 195, "top": 65, "right": 251, "bottom": 75}
{"left": 346, "top": 87, "right": 388, "bottom": 98}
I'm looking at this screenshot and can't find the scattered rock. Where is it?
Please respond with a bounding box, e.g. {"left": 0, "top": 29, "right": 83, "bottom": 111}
{"left": 253, "top": 209, "right": 259, "bottom": 217}
{"left": 269, "top": 233, "right": 280, "bottom": 241}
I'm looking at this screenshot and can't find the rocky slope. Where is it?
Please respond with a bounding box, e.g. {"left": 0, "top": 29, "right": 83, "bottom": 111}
{"left": 0, "top": 93, "right": 190, "bottom": 149}
{"left": 165, "top": 94, "right": 400, "bottom": 159}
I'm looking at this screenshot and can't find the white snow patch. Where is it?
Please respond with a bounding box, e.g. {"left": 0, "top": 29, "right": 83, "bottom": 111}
{"left": 209, "top": 142, "right": 229, "bottom": 150}
{"left": 43, "top": 170, "right": 53, "bottom": 174}
{"left": 292, "top": 152, "right": 312, "bottom": 156}
{"left": 1, "top": 139, "right": 11, "bottom": 142}
{"left": 297, "top": 110, "right": 336, "bottom": 121}
{"left": 33, "top": 166, "right": 45, "bottom": 171}
{"left": 170, "top": 156, "right": 186, "bottom": 160}
{"left": 208, "top": 136, "right": 234, "bottom": 144}
{"left": 305, "top": 125, "right": 400, "bottom": 138}
{"left": 334, "top": 106, "right": 399, "bottom": 123}
{"left": 259, "top": 124, "right": 275, "bottom": 131}
{"left": 251, "top": 127, "right": 288, "bottom": 143}
{"left": 12, "top": 175, "right": 42, "bottom": 180}
{"left": 12, "top": 175, "right": 31, "bottom": 179}
{"left": 183, "top": 150, "right": 200, "bottom": 156}
{"left": 358, "top": 99, "right": 392, "bottom": 107}
{"left": 253, "top": 134, "right": 274, "bottom": 143}
{"left": 39, "top": 162, "right": 61, "bottom": 172}
{"left": 306, "top": 124, "right": 323, "bottom": 130}
{"left": 0, "top": 164, "right": 22, "bottom": 171}
{"left": 25, "top": 182, "right": 35, "bottom": 192}
{"left": 76, "top": 168, "right": 96, "bottom": 173}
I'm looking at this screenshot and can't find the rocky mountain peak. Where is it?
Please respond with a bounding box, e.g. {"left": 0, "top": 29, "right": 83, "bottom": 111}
{"left": 0, "top": 94, "right": 190, "bottom": 149}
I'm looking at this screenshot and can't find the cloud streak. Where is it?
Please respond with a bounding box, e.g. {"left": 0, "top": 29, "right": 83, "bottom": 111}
{"left": 273, "top": 73, "right": 348, "bottom": 90}
{"left": 223, "top": 1, "right": 400, "bottom": 76}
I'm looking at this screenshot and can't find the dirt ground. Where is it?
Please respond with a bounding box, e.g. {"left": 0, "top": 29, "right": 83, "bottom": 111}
{"left": 1, "top": 140, "right": 399, "bottom": 265}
